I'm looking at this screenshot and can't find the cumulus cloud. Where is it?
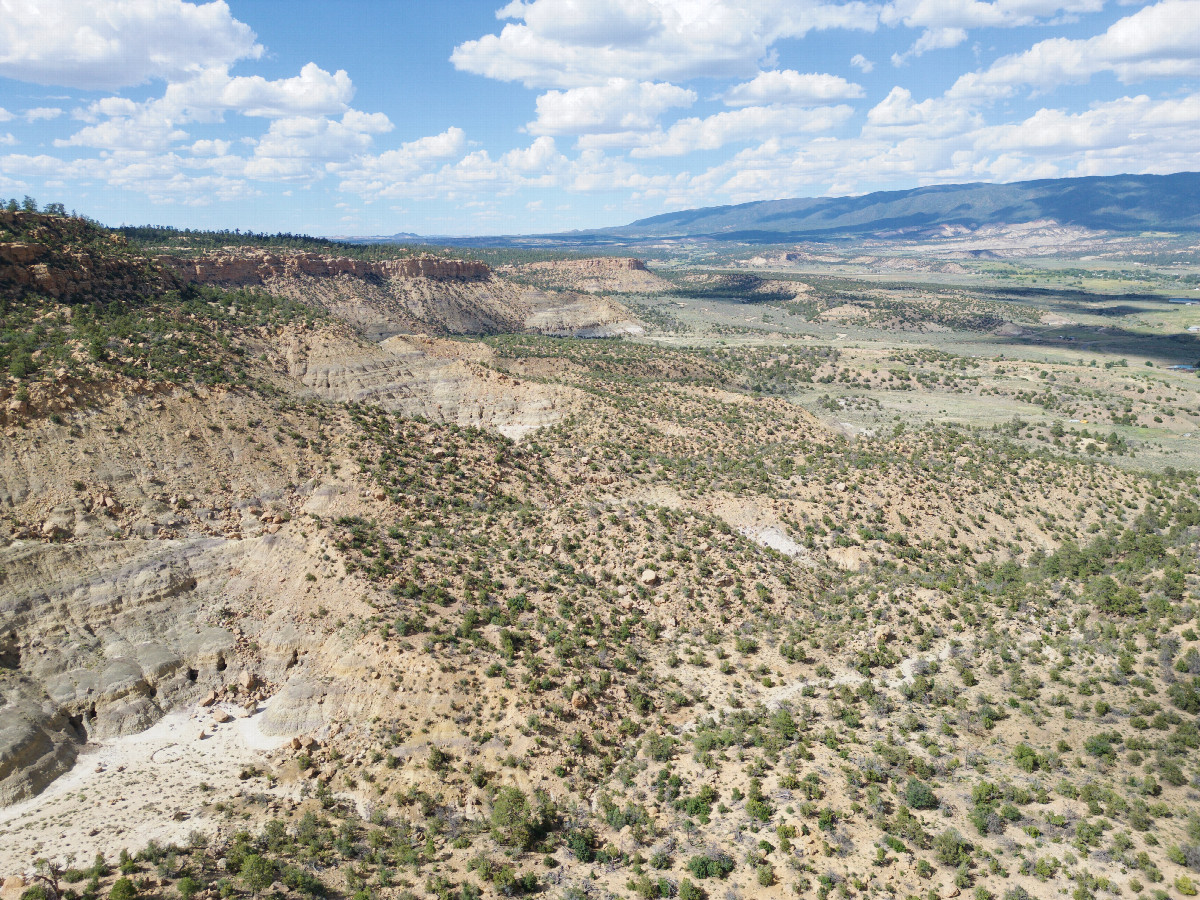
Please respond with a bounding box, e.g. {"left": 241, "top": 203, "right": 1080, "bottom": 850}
{"left": 723, "top": 70, "right": 864, "bottom": 106}
{"left": 57, "top": 116, "right": 189, "bottom": 152}
{"left": 0, "top": 150, "right": 259, "bottom": 205}
{"left": 245, "top": 110, "right": 395, "bottom": 182}
{"left": 864, "top": 86, "right": 980, "bottom": 136}
{"left": 336, "top": 132, "right": 575, "bottom": 202}
{"left": 24, "top": 107, "right": 63, "bottom": 122}
{"left": 630, "top": 104, "right": 854, "bottom": 157}
{"left": 452, "top": 0, "right": 879, "bottom": 88}
{"left": 850, "top": 54, "right": 874, "bottom": 73}
{"left": 891, "top": 26, "right": 967, "bottom": 64}
{"left": 528, "top": 79, "right": 695, "bottom": 135}
{"left": 59, "top": 63, "right": 377, "bottom": 157}
{"left": 165, "top": 63, "right": 355, "bottom": 119}
{"left": 0, "top": 0, "right": 262, "bottom": 90}
{"left": 883, "top": 0, "right": 1103, "bottom": 63}
{"left": 881, "top": 0, "right": 1103, "bottom": 31}
{"left": 949, "top": 0, "right": 1200, "bottom": 99}
{"left": 972, "top": 93, "right": 1200, "bottom": 157}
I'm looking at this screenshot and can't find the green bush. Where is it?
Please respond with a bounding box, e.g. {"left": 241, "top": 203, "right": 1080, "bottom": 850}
{"left": 108, "top": 878, "right": 137, "bottom": 900}
{"left": 1013, "top": 743, "right": 1044, "bottom": 773}
{"left": 686, "top": 852, "right": 735, "bottom": 879}
{"left": 239, "top": 855, "right": 277, "bottom": 893}
{"left": 905, "top": 778, "right": 939, "bottom": 810}
{"left": 933, "top": 829, "right": 972, "bottom": 867}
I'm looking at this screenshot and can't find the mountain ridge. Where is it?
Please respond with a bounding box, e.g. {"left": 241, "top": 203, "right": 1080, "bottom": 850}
{"left": 608, "top": 172, "right": 1200, "bottom": 240}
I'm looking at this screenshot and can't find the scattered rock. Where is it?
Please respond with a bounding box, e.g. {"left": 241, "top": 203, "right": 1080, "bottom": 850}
{"left": 639, "top": 568, "right": 659, "bottom": 586}
{"left": 570, "top": 690, "right": 589, "bottom": 710}
{"left": 212, "top": 709, "right": 233, "bottom": 724}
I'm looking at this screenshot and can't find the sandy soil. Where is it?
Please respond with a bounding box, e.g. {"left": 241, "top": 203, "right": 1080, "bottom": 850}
{"left": 0, "top": 700, "right": 299, "bottom": 871}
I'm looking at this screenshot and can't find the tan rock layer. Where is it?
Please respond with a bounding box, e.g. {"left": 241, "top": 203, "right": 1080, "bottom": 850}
{"left": 160, "top": 251, "right": 491, "bottom": 286}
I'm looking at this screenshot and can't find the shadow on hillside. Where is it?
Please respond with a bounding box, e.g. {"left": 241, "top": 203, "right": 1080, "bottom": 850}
{"left": 988, "top": 324, "right": 1200, "bottom": 366}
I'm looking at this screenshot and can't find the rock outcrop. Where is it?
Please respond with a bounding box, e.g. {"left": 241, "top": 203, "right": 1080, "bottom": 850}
{"left": 160, "top": 251, "right": 491, "bottom": 286}
{"left": 508, "top": 256, "right": 671, "bottom": 294}
{"left": 0, "top": 213, "right": 165, "bottom": 303}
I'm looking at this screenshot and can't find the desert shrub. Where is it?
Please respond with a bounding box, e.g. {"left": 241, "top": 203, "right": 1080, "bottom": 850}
{"left": 905, "top": 778, "right": 939, "bottom": 810}
{"left": 1013, "top": 743, "right": 1046, "bottom": 773}
{"left": 687, "top": 852, "right": 735, "bottom": 879}
{"left": 240, "top": 855, "right": 277, "bottom": 893}
{"left": 934, "top": 829, "right": 972, "bottom": 867}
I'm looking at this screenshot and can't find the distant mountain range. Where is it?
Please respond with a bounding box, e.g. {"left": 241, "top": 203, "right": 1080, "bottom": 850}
{"left": 604, "top": 172, "right": 1200, "bottom": 241}
{"left": 360, "top": 173, "right": 1200, "bottom": 247}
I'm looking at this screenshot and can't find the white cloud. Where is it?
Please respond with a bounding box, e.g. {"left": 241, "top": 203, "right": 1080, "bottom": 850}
{"left": 452, "top": 0, "right": 879, "bottom": 88}
{"left": 399, "top": 127, "right": 471, "bottom": 161}
{"left": 57, "top": 63, "right": 380, "bottom": 160}
{"left": 850, "top": 54, "right": 874, "bottom": 73}
{"left": 24, "top": 107, "right": 63, "bottom": 122}
{"left": 0, "top": 0, "right": 262, "bottom": 90}
{"left": 949, "top": 0, "right": 1200, "bottom": 99}
{"left": 0, "top": 133, "right": 15, "bottom": 146}
{"left": 335, "top": 132, "right": 689, "bottom": 204}
{"left": 162, "top": 63, "right": 355, "bottom": 118}
{"left": 528, "top": 79, "right": 695, "bottom": 135}
{"left": 190, "top": 138, "right": 231, "bottom": 156}
{"left": 245, "top": 110, "right": 394, "bottom": 182}
{"left": 723, "top": 70, "right": 864, "bottom": 106}
{"left": 56, "top": 116, "right": 189, "bottom": 152}
{"left": 883, "top": 0, "right": 1104, "bottom": 63}
{"left": 333, "top": 127, "right": 473, "bottom": 197}
{"left": 864, "top": 86, "right": 979, "bottom": 136}
{"left": 630, "top": 104, "right": 854, "bottom": 157}
{"left": 972, "top": 93, "right": 1200, "bottom": 157}
{"left": 881, "top": 0, "right": 1103, "bottom": 31}
{"left": 891, "top": 26, "right": 967, "bottom": 64}
{"left": 0, "top": 150, "right": 259, "bottom": 205}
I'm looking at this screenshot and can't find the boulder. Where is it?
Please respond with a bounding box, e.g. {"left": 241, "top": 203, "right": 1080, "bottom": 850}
{"left": 639, "top": 569, "right": 660, "bottom": 586}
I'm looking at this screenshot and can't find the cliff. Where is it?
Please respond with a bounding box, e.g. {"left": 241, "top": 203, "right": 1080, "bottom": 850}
{"left": 506, "top": 256, "right": 670, "bottom": 293}
{"left": 160, "top": 250, "right": 491, "bottom": 285}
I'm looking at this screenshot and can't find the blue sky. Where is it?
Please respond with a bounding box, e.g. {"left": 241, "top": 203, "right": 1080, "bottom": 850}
{"left": 0, "top": 0, "right": 1197, "bottom": 236}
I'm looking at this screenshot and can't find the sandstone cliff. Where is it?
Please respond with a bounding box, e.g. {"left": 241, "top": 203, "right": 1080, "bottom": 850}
{"left": 506, "top": 255, "right": 672, "bottom": 294}
{"left": 159, "top": 250, "right": 491, "bottom": 285}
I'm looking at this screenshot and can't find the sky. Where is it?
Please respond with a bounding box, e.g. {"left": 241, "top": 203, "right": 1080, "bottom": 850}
{"left": 0, "top": 0, "right": 1197, "bottom": 236}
